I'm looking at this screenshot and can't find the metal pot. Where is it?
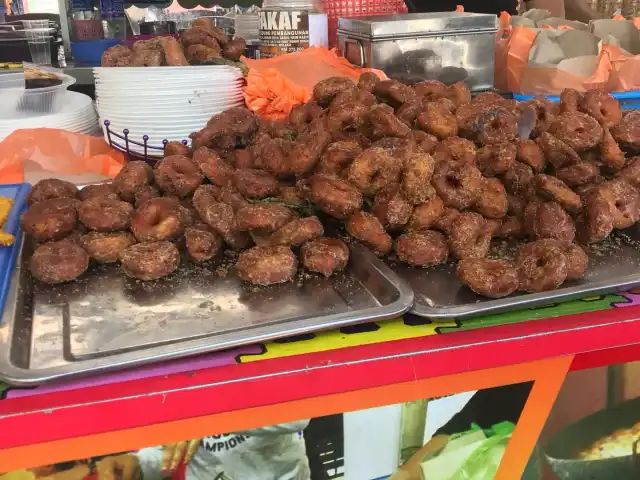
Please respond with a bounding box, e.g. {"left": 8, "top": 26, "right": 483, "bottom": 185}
{"left": 544, "top": 396, "right": 640, "bottom": 480}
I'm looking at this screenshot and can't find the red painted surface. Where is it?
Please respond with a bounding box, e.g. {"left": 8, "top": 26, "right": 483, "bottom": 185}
{"left": 0, "top": 306, "right": 640, "bottom": 449}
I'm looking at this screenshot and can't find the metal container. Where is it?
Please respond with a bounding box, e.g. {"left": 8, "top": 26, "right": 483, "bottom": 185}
{"left": 337, "top": 12, "right": 499, "bottom": 89}
{"left": 0, "top": 238, "right": 413, "bottom": 385}
{"left": 399, "top": 228, "right": 640, "bottom": 319}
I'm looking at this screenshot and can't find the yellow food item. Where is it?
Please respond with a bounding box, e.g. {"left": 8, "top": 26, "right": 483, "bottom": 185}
{"left": 579, "top": 422, "right": 640, "bottom": 460}
{"left": 0, "top": 232, "right": 15, "bottom": 247}
{"left": 0, "top": 197, "right": 12, "bottom": 227}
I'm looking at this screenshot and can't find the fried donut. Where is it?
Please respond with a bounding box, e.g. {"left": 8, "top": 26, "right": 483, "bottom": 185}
{"left": 373, "top": 80, "right": 415, "bottom": 108}
{"left": 313, "top": 77, "right": 357, "bottom": 107}
{"left": 432, "top": 163, "right": 482, "bottom": 210}
{"left": 28, "top": 179, "right": 78, "bottom": 205}
{"left": 288, "top": 130, "right": 333, "bottom": 175}
{"left": 30, "top": 240, "right": 89, "bottom": 284}
{"left": 564, "top": 243, "right": 589, "bottom": 280}
{"left": 533, "top": 174, "right": 582, "bottom": 214}
{"left": 598, "top": 180, "right": 640, "bottom": 229}
{"left": 536, "top": 132, "right": 581, "bottom": 169}
{"left": 130, "top": 197, "right": 184, "bottom": 242}
{"left": 192, "top": 191, "right": 250, "bottom": 250}
{"left": 22, "top": 198, "right": 78, "bottom": 242}
{"left": 580, "top": 90, "right": 622, "bottom": 128}
{"left": 502, "top": 165, "right": 534, "bottom": 204}
{"left": 267, "top": 216, "right": 323, "bottom": 247}
{"left": 134, "top": 185, "right": 161, "bottom": 207}
{"left": 517, "top": 239, "right": 568, "bottom": 292}
{"left": 474, "top": 177, "right": 508, "bottom": 219}
{"left": 612, "top": 111, "right": 640, "bottom": 150}
{"left": 347, "top": 147, "right": 402, "bottom": 197}
{"left": 525, "top": 98, "right": 559, "bottom": 137}
{"left": 412, "top": 131, "right": 439, "bottom": 154}
{"left": 432, "top": 137, "right": 477, "bottom": 167}
{"left": 327, "top": 101, "right": 368, "bottom": 133}
{"left": 112, "top": 161, "right": 154, "bottom": 203}
{"left": 433, "top": 207, "right": 461, "bottom": 234}
{"left": 231, "top": 169, "right": 278, "bottom": 199}
{"left": 346, "top": 211, "right": 392, "bottom": 256}
{"left": 417, "top": 102, "right": 458, "bottom": 140}
{"left": 600, "top": 127, "right": 626, "bottom": 171}
{"left": 407, "top": 196, "right": 444, "bottom": 231}
{"left": 184, "top": 224, "right": 222, "bottom": 263}
{"left": 531, "top": 201, "right": 576, "bottom": 244}
{"left": 289, "top": 101, "right": 324, "bottom": 130}
{"left": 371, "top": 137, "right": 417, "bottom": 164}
{"left": 456, "top": 258, "right": 519, "bottom": 298}
{"left": 477, "top": 143, "right": 517, "bottom": 177}
{"left": 367, "top": 104, "right": 412, "bottom": 140}
{"left": 358, "top": 72, "right": 380, "bottom": 92}
{"left": 559, "top": 89, "right": 581, "bottom": 113}
{"left": 164, "top": 141, "right": 191, "bottom": 157}
{"left": 577, "top": 191, "right": 615, "bottom": 244}
{"left": 402, "top": 152, "right": 436, "bottom": 204}
{"left": 308, "top": 174, "right": 363, "bottom": 219}
{"left": 154, "top": 155, "right": 203, "bottom": 197}
{"left": 474, "top": 109, "right": 518, "bottom": 145}
{"left": 395, "top": 230, "right": 449, "bottom": 267}
{"left": 447, "top": 81, "right": 471, "bottom": 107}
{"left": 120, "top": 241, "right": 180, "bottom": 281}
{"left": 80, "top": 231, "right": 136, "bottom": 263}
{"left": 78, "top": 197, "right": 133, "bottom": 232}
{"left": 301, "top": 237, "right": 350, "bottom": 277}
{"left": 77, "top": 184, "right": 119, "bottom": 202}
{"left": 616, "top": 156, "right": 640, "bottom": 188}
{"left": 192, "top": 147, "right": 234, "bottom": 187}
{"left": 496, "top": 215, "right": 525, "bottom": 239}
{"left": 371, "top": 187, "right": 413, "bottom": 230}
{"left": 236, "top": 245, "right": 297, "bottom": 285}
{"left": 549, "top": 112, "right": 603, "bottom": 152}
{"left": 414, "top": 80, "right": 449, "bottom": 100}
{"left": 556, "top": 162, "right": 600, "bottom": 188}
{"left": 316, "top": 141, "right": 362, "bottom": 175}
{"left": 235, "top": 204, "right": 295, "bottom": 233}
{"left": 516, "top": 139, "right": 545, "bottom": 173}
{"left": 448, "top": 212, "right": 491, "bottom": 260}
{"left": 396, "top": 99, "right": 425, "bottom": 128}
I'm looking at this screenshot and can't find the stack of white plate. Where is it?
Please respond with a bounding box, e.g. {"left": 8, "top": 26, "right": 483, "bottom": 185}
{"left": 0, "top": 91, "right": 98, "bottom": 142}
{"left": 94, "top": 66, "right": 245, "bottom": 157}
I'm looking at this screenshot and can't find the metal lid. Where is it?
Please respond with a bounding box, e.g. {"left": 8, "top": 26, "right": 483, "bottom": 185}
{"left": 337, "top": 12, "right": 498, "bottom": 39}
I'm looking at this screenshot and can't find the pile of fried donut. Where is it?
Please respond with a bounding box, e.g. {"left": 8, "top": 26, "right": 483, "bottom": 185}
{"left": 22, "top": 74, "right": 640, "bottom": 298}
{"left": 101, "top": 17, "right": 246, "bottom": 67}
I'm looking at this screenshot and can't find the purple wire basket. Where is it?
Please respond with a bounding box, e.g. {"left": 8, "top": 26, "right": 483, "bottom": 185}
{"left": 103, "top": 120, "right": 188, "bottom": 163}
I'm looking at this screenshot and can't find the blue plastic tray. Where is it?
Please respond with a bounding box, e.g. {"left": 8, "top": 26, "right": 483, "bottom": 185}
{"left": 512, "top": 91, "right": 640, "bottom": 111}
{"left": 0, "top": 183, "right": 31, "bottom": 318}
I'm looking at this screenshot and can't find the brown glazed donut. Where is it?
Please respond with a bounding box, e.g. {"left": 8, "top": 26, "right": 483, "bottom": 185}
{"left": 80, "top": 231, "right": 136, "bottom": 263}
{"left": 402, "top": 152, "right": 436, "bottom": 205}
{"left": 313, "top": 77, "right": 357, "bottom": 107}
{"left": 555, "top": 162, "right": 601, "bottom": 188}
{"left": 477, "top": 143, "right": 517, "bottom": 177}
{"left": 78, "top": 197, "right": 134, "bottom": 232}
{"left": 164, "top": 141, "right": 191, "bottom": 157}
{"left": 134, "top": 185, "right": 161, "bottom": 207}
{"left": 28, "top": 179, "right": 78, "bottom": 205}
{"left": 549, "top": 112, "right": 604, "bottom": 152}
{"left": 474, "top": 109, "right": 518, "bottom": 145}
{"left": 130, "top": 197, "right": 185, "bottom": 242}
{"left": 233, "top": 169, "right": 279, "bottom": 199}
{"left": 517, "top": 239, "right": 568, "bottom": 292}
{"left": 501, "top": 162, "right": 534, "bottom": 197}
{"left": 21, "top": 198, "right": 78, "bottom": 242}
{"left": 347, "top": 147, "right": 402, "bottom": 197}
{"left": 120, "top": 241, "right": 180, "bottom": 281}
{"left": 236, "top": 245, "right": 298, "bottom": 285}
{"left": 358, "top": 72, "right": 380, "bottom": 92}
{"left": 577, "top": 191, "right": 615, "bottom": 244}
{"left": 432, "top": 163, "right": 482, "bottom": 210}
{"left": 474, "top": 177, "right": 508, "bottom": 219}
{"left": 30, "top": 240, "right": 89, "bottom": 284}
{"left": 308, "top": 174, "right": 363, "bottom": 220}
{"left": 531, "top": 201, "right": 576, "bottom": 245}
{"left": 598, "top": 180, "right": 640, "bottom": 229}
{"left": 433, "top": 207, "right": 461, "bottom": 235}
{"left": 113, "top": 161, "right": 154, "bottom": 202}
{"left": 193, "top": 147, "right": 235, "bottom": 187}
{"left": 456, "top": 258, "right": 519, "bottom": 298}
{"left": 346, "top": 211, "right": 392, "bottom": 256}
{"left": 533, "top": 174, "right": 582, "bottom": 214}
{"left": 77, "top": 184, "right": 119, "bottom": 202}
{"left": 372, "top": 187, "right": 413, "bottom": 231}
{"left": 448, "top": 212, "right": 492, "bottom": 260}
{"left": 580, "top": 90, "right": 622, "bottom": 128}
{"left": 154, "top": 155, "right": 204, "bottom": 197}
{"left": 268, "top": 216, "right": 324, "bottom": 247}
{"left": 395, "top": 230, "right": 449, "bottom": 267}
{"left": 616, "top": 156, "right": 640, "bottom": 189}
{"left": 516, "top": 139, "right": 546, "bottom": 173}
{"left": 184, "top": 224, "right": 223, "bottom": 263}
{"left": 564, "top": 243, "right": 589, "bottom": 280}
{"left": 300, "top": 237, "right": 350, "bottom": 277}
{"left": 406, "top": 196, "right": 445, "bottom": 231}
{"left": 432, "top": 137, "right": 477, "bottom": 167}
{"left": 235, "top": 204, "right": 295, "bottom": 233}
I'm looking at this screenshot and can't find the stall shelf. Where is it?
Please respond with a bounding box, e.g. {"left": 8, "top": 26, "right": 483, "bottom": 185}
{"left": 0, "top": 291, "right": 640, "bottom": 473}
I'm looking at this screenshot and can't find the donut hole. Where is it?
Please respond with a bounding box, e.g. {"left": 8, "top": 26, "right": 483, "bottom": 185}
{"left": 575, "top": 127, "right": 586, "bottom": 134}
{"left": 446, "top": 175, "right": 461, "bottom": 188}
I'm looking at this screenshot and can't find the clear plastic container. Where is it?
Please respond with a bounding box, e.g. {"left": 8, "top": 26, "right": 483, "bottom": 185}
{"left": 0, "top": 72, "right": 76, "bottom": 116}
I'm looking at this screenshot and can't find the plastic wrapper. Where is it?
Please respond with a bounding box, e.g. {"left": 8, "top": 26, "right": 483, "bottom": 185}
{"left": 449, "top": 423, "right": 514, "bottom": 480}
{"left": 0, "top": 129, "right": 126, "bottom": 184}
{"left": 243, "top": 47, "right": 387, "bottom": 120}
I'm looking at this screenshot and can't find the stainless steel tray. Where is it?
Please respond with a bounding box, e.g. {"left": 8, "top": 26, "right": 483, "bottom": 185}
{"left": 397, "top": 229, "right": 640, "bottom": 319}
{"left": 0, "top": 239, "right": 413, "bottom": 385}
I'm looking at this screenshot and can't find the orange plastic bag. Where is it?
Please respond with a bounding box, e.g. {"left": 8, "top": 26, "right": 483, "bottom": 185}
{"left": 0, "top": 129, "right": 126, "bottom": 184}
{"left": 243, "top": 47, "right": 387, "bottom": 120}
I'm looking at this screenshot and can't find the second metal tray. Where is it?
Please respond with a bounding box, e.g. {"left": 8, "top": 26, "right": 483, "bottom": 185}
{"left": 396, "top": 228, "right": 640, "bottom": 319}
{"left": 0, "top": 240, "right": 413, "bottom": 385}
